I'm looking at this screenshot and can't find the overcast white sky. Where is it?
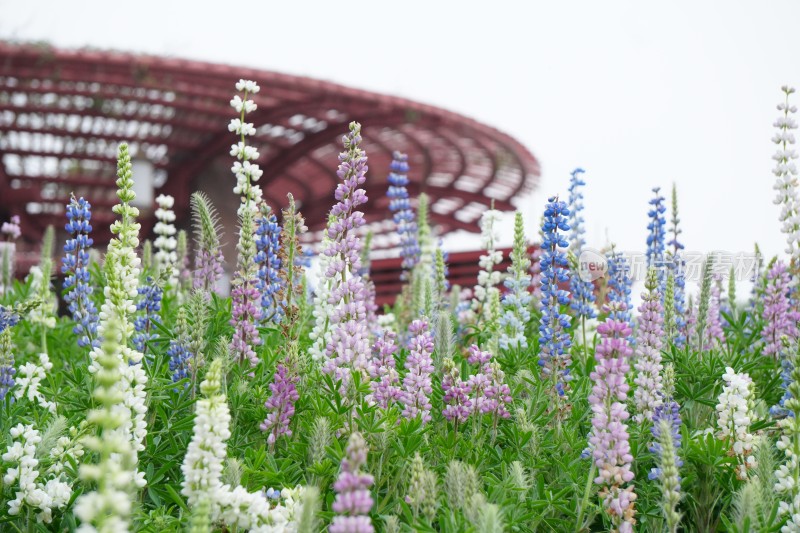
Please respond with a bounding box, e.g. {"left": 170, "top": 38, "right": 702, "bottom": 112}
{"left": 1, "top": 0, "right": 798, "bottom": 289}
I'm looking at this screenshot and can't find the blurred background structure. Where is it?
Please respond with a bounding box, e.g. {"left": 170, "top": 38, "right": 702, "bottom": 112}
{"left": 0, "top": 41, "right": 540, "bottom": 279}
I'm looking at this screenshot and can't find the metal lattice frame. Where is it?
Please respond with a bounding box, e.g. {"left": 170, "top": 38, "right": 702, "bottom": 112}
{"left": 0, "top": 41, "right": 540, "bottom": 249}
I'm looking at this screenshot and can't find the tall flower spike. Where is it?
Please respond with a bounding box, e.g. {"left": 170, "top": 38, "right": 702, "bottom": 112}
{"left": 1, "top": 214, "right": 20, "bottom": 295}
{"left": 62, "top": 195, "right": 99, "bottom": 348}
{"left": 538, "top": 196, "right": 573, "bottom": 410}
{"left": 277, "top": 193, "right": 307, "bottom": 330}
{"left": 775, "top": 340, "right": 800, "bottom": 529}
{"left": 695, "top": 256, "right": 714, "bottom": 351}
{"left": 260, "top": 358, "right": 299, "bottom": 449}
{"left": 167, "top": 307, "right": 193, "bottom": 387}
{"left": 153, "top": 194, "right": 178, "bottom": 288}
{"left": 761, "top": 261, "right": 798, "bottom": 358}
{"left": 589, "top": 303, "right": 637, "bottom": 532}
{"left": 230, "top": 80, "right": 263, "bottom": 216}
{"left": 703, "top": 273, "right": 726, "bottom": 350}
{"left": 499, "top": 212, "right": 532, "bottom": 351}
{"left": 649, "top": 402, "right": 683, "bottom": 533}
{"left": 229, "top": 208, "right": 263, "bottom": 369}
{"left": 471, "top": 208, "right": 503, "bottom": 321}
{"left": 254, "top": 203, "right": 284, "bottom": 324}
{"left": 367, "top": 330, "right": 402, "bottom": 410}
{"left": 467, "top": 344, "right": 512, "bottom": 420}
{"left": 772, "top": 86, "right": 800, "bottom": 262}
{"left": 716, "top": 367, "right": 758, "bottom": 480}
{"left": 386, "top": 151, "right": 419, "bottom": 275}
{"left": 668, "top": 184, "right": 687, "bottom": 345}
{"left": 442, "top": 357, "right": 472, "bottom": 426}
{"left": 190, "top": 192, "right": 224, "bottom": 293}
{"left": 633, "top": 268, "right": 665, "bottom": 423}
{"left": 330, "top": 432, "right": 374, "bottom": 533}
{"left": 321, "top": 123, "right": 371, "bottom": 393}
{"left": 606, "top": 245, "right": 633, "bottom": 333}
{"left": 646, "top": 187, "right": 667, "bottom": 292}
{"left": 0, "top": 329, "right": 16, "bottom": 400}
{"left": 401, "top": 319, "right": 435, "bottom": 423}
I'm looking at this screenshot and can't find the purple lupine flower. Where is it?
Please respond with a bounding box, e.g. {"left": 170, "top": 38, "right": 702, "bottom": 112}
{"left": 538, "top": 196, "right": 573, "bottom": 407}
{"left": 0, "top": 329, "right": 15, "bottom": 400}
{"left": 401, "top": 319, "right": 434, "bottom": 423}
{"left": 260, "top": 359, "right": 299, "bottom": 448}
{"left": 649, "top": 401, "right": 683, "bottom": 481}
{"left": 62, "top": 195, "right": 99, "bottom": 348}
{"left": 589, "top": 304, "right": 637, "bottom": 532}
{"left": 322, "top": 123, "right": 371, "bottom": 391}
{"left": 133, "top": 278, "right": 162, "bottom": 354}
{"left": 702, "top": 274, "right": 726, "bottom": 349}
{"left": 761, "top": 260, "right": 798, "bottom": 357}
{"left": 330, "top": 432, "right": 374, "bottom": 533}
{"left": 386, "top": 151, "right": 419, "bottom": 275}
{"left": 367, "top": 331, "right": 402, "bottom": 409}
{"left": 646, "top": 187, "right": 667, "bottom": 275}
{"left": 0, "top": 306, "right": 19, "bottom": 333}
{"left": 190, "top": 191, "right": 224, "bottom": 294}
{"left": 606, "top": 247, "right": 633, "bottom": 331}
{"left": 442, "top": 358, "right": 472, "bottom": 425}
{"left": 230, "top": 209, "right": 263, "bottom": 369}
{"left": 633, "top": 269, "right": 665, "bottom": 423}
{"left": 193, "top": 249, "right": 224, "bottom": 292}
{"left": 254, "top": 205, "right": 285, "bottom": 323}
{"left": 466, "top": 345, "right": 512, "bottom": 419}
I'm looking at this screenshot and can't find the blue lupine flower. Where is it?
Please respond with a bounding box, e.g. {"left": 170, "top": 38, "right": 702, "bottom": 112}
{"left": 538, "top": 196, "right": 573, "bottom": 400}
{"left": 606, "top": 248, "right": 634, "bottom": 332}
{"left": 133, "top": 278, "right": 162, "bottom": 353}
{"left": 387, "top": 152, "right": 419, "bottom": 275}
{"left": 62, "top": 195, "right": 99, "bottom": 348}
{"left": 0, "top": 306, "right": 19, "bottom": 334}
{"left": 668, "top": 185, "right": 687, "bottom": 346}
{"left": 0, "top": 329, "right": 15, "bottom": 400}
{"left": 500, "top": 212, "right": 532, "bottom": 350}
{"left": 567, "top": 169, "right": 596, "bottom": 320}
{"left": 255, "top": 208, "right": 284, "bottom": 324}
{"left": 646, "top": 187, "right": 668, "bottom": 293}
{"left": 649, "top": 400, "right": 683, "bottom": 481}
{"left": 297, "top": 247, "right": 314, "bottom": 269}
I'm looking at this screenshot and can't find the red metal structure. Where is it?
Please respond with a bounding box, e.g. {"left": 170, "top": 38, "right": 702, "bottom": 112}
{"left": 0, "top": 41, "right": 540, "bottom": 258}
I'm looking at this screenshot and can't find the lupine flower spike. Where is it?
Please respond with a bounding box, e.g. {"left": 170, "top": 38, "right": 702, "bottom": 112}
{"left": 499, "top": 212, "right": 532, "bottom": 351}
{"left": 254, "top": 203, "right": 284, "bottom": 324}
{"left": 667, "top": 184, "right": 687, "bottom": 345}
{"left": 538, "top": 196, "right": 573, "bottom": 412}
{"left": 471, "top": 208, "right": 503, "bottom": 321}
{"left": 589, "top": 302, "right": 637, "bottom": 532}
{"left": 153, "top": 193, "right": 178, "bottom": 288}
{"left": 230, "top": 79, "right": 264, "bottom": 216}
{"left": 633, "top": 268, "right": 665, "bottom": 423}
{"left": 1, "top": 214, "right": 20, "bottom": 294}
{"left": 387, "top": 151, "right": 419, "bottom": 276}
{"left": 401, "top": 319, "right": 435, "bottom": 424}
{"left": 330, "top": 432, "right": 374, "bottom": 533}
{"left": 646, "top": 187, "right": 667, "bottom": 293}
{"left": 772, "top": 85, "right": 800, "bottom": 263}
{"left": 190, "top": 191, "right": 224, "bottom": 293}
{"left": 716, "top": 367, "right": 758, "bottom": 480}
{"left": 775, "top": 341, "right": 800, "bottom": 530}
{"left": 62, "top": 195, "right": 99, "bottom": 348}
{"left": 260, "top": 358, "right": 299, "bottom": 449}
{"left": 567, "top": 168, "right": 597, "bottom": 325}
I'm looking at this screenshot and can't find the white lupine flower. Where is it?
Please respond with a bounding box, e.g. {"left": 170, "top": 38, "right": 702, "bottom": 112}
{"left": 235, "top": 79, "right": 261, "bottom": 94}
{"left": 230, "top": 82, "right": 263, "bottom": 215}
{"left": 715, "top": 367, "right": 758, "bottom": 479}
{"left": 14, "top": 353, "right": 56, "bottom": 413}
{"left": 470, "top": 209, "right": 504, "bottom": 321}
{"left": 308, "top": 232, "right": 335, "bottom": 362}
{"left": 229, "top": 118, "right": 257, "bottom": 136}
{"left": 154, "top": 194, "right": 178, "bottom": 288}
{"left": 773, "top": 87, "right": 800, "bottom": 261}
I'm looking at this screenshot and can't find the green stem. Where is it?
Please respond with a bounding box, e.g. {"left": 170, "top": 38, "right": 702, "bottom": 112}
{"left": 574, "top": 463, "right": 596, "bottom": 531}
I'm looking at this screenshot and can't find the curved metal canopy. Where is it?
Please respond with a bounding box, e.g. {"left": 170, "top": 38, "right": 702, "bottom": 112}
{"left": 0, "top": 41, "right": 540, "bottom": 249}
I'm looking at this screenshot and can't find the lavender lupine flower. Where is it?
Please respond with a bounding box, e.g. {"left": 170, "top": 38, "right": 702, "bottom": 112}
{"left": 260, "top": 359, "right": 299, "bottom": 448}
{"left": 442, "top": 358, "right": 472, "bottom": 426}
{"left": 646, "top": 187, "right": 668, "bottom": 292}
{"left": 330, "top": 432, "right": 374, "bottom": 533}
{"left": 132, "top": 278, "right": 162, "bottom": 354}
{"left": 401, "top": 319, "right": 434, "bottom": 423}
{"left": 466, "top": 345, "right": 512, "bottom": 420}
{"left": 387, "top": 151, "right": 419, "bottom": 275}
{"left": 229, "top": 209, "right": 263, "bottom": 369}
{"left": 167, "top": 307, "right": 193, "bottom": 386}
{"left": 321, "top": 123, "right": 371, "bottom": 392}
{"left": 62, "top": 195, "right": 99, "bottom": 348}
{"left": 1, "top": 215, "right": 20, "bottom": 294}
{"left": 367, "top": 331, "right": 402, "bottom": 409}
{"left": 499, "top": 212, "right": 532, "bottom": 351}
{"left": 190, "top": 192, "right": 224, "bottom": 293}
{"left": 589, "top": 304, "right": 637, "bottom": 532}
{"left": 702, "top": 274, "right": 726, "bottom": 350}
{"left": 254, "top": 204, "right": 284, "bottom": 324}
{"left": 772, "top": 86, "right": 800, "bottom": 261}
{"left": 633, "top": 268, "right": 665, "bottom": 423}
{"left": 0, "top": 329, "right": 15, "bottom": 400}
{"left": 668, "top": 184, "right": 687, "bottom": 346}
{"left": 649, "top": 401, "right": 683, "bottom": 533}
{"left": 538, "top": 197, "right": 573, "bottom": 407}
{"left": 762, "top": 261, "right": 799, "bottom": 358}
{"left": 568, "top": 168, "right": 597, "bottom": 321}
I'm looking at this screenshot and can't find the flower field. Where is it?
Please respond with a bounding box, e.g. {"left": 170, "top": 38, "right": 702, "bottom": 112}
{"left": 1, "top": 79, "right": 800, "bottom": 532}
